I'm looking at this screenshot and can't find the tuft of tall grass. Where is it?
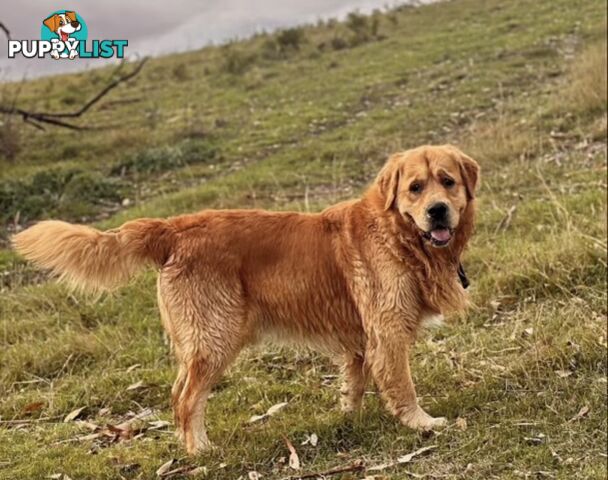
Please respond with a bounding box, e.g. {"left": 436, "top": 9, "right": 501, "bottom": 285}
{"left": 563, "top": 39, "right": 607, "bottom": 115}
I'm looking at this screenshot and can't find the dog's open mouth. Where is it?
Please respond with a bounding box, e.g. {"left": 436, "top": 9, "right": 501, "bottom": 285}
{"left": 423, "top": 227, "right": 454, "bottom": 247}
{"left": 60, "top": 31, "right": 69, "bottom": 42}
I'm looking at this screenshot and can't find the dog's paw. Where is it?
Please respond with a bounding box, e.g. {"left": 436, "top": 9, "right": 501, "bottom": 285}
{"left": 400, "top": 406, "right": 446, "bottom": 431}
{"left": 185, "top": 431, "right": 215, "bottom": 455}
{"left": 340, "top": 398, "right": 362, "bottom": 414}
{"left": 186, "top": 439, "right": 216, "bottom": 456}
{"left": 340, "top": 391, "right": 363, "bottom": 413}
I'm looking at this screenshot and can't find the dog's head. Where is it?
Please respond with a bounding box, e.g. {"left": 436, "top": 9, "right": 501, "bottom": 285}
{"left": 43, "top": 12, "right": 81, "bottom": 41}
{"left": 375, "top": 145, "right": 479, "bottom": 248}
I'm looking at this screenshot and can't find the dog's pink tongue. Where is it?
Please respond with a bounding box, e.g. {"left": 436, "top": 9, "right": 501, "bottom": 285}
{"left": 430, "top": 228, "right": 451, "bottom": 242}
{"left": 61, "top": 32, "right": 69, "bottom": 41}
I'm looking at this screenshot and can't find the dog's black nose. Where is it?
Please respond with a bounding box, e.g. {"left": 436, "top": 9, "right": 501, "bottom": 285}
{"left": 71, "top": 21, "right": 80, "bottom": 28}
{"left": 427, "top": 202, "right": 448, "bottom": 220}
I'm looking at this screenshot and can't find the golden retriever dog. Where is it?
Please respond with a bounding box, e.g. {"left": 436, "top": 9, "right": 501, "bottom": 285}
{"left": 13, "top": 144, "right": 479, "bottom": 454}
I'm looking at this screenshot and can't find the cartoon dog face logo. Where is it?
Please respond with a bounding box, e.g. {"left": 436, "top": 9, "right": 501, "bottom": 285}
{"left": 43, "top": 11, "right": 81, "bottom": 59}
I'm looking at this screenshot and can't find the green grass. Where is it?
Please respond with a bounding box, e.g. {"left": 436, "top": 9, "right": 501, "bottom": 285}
{"left": 0, "top": 0, "right": 606, "bottom": 478}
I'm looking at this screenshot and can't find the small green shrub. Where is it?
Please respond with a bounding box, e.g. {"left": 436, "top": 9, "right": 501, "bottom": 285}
{"left": 172, "top": 62, "right": 190, "bottom": 82}
{"left": 60, "top": 172, "right": 123, "bottom": 219}
{"left": 276, "top": 28, "right": 306, "bottom": 52}
{"left": 110, "top": 139, "right": 218, "bottom": 176}
{"left": 112, "top": 146, "right": 183, "bottom": 175}
{"left": 345, "top": 10, "right": 383, "bottom": 46}
{"left": 222, "top": 47, "right": 257, "bottom": 74}
{"left": 0, "top": 116, "right": 21, "bottom": 162}
{"left": 61, "top": 172, "right": 121, "bottom": 205}
{"left": 179, "top": 139, "right": 218, "bottom": 165}
{"left": 370, "top": 11, "right": 381, "bottom": 37}
{"left": 346, "top": 11, "right": 369, "bottom": 34}
{"left": 346, "top": 11, "right": 370, "bottom": 45}
{"left": 330, "top": 36, "right": 348, "bottom": 51}
{"left": 0, "top": 169, "right": 123, "bottom": 225}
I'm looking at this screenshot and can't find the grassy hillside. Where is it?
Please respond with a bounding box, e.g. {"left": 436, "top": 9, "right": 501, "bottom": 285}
{"left": 0, "top": 0, "right": 606, "bottom": 478}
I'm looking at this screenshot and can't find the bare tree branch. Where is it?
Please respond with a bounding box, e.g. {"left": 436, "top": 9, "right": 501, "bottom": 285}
{"left": 23, "top": 117, "right": 46, "bottom": 131}
{"left": 0, "top": 22, "right": 10, "bottom": 40}
{"left": 0, "top": 58, "right": 149, "bottom": 130}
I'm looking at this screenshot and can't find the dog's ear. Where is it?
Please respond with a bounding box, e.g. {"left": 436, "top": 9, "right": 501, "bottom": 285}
{"left": 458, "top": 152, "right": 480, "bottom": 200}
{"left": 43, "top": 14, "right": 60, "bottom": 33}
{"left": 444, "top": 145, "right": 479, "bottom": 200}
{"left": 376, "top": 155, "right": 402, "bottom": 211}
{"left": 65, "top": 11, "right": 77, "bottom": 23}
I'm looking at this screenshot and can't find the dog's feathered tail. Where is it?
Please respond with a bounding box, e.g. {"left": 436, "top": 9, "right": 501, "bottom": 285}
{"left": 12, "top": 219, "right": 176, "bottom": 292}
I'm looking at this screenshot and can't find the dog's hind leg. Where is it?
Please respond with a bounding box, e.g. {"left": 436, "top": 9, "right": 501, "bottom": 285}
{"left": 175, "top": 321, "right": 247, "bottom": 455}
{"left": 158, "top": 267, "right": 249, "bottom": 454}
{"left": 175, "top": 356, "right": 226, "bottom": 454}
{"left": 172, "top": 314, "right": 247, "bottom": 454}
{"left": 171, "top": 363, "right": 188, "bottom": 442}
{"left": 339, "top": 354, "right": 367, "bottom": 413}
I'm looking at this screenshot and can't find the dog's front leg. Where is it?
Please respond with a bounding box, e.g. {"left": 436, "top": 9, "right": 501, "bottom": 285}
{"left": 365, "top": 313, "right": 446, "bottom": 431}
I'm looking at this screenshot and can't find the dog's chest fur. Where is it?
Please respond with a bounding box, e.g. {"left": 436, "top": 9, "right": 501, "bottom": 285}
{"left": 420, "top": 312, "right": 445, "bottom": 329}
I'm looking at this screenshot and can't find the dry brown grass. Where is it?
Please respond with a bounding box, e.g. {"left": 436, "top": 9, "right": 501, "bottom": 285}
{"left": 463, "top": 115, "right": 538, "bottom": 168}
{"left": 564, "top": 38, "right": 607, "bottom": 113}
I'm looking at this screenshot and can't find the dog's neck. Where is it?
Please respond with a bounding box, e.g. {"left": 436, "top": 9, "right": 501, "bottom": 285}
{"left": 363, "top": 193, "right": 475, "bottom": 314}
{"left": 398, "top": 213, "right": 472, "bottom": 314}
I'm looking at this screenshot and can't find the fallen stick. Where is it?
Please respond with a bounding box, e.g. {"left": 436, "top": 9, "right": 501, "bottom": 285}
{"left": 284, "top": 459, "right": 365, "bottom": 480}
{"left": 0, "top": 415, "right": 63, "bottom": 425}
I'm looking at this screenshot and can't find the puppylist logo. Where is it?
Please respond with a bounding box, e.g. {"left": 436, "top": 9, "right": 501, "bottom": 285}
{"left": 8, "top": 10, "right": 127, "bottom": 60}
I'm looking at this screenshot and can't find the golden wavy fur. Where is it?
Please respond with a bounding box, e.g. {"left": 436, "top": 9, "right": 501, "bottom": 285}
{"left": 13, "top": 144, "right": 479, "bottom": 454}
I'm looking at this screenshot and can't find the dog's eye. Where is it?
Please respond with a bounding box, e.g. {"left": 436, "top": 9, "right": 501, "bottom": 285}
{"left": 442, "top": 177, "right": 455, "bottom": 188}
{"left": 409, "top": 182, "right": 423, "bottom": 193}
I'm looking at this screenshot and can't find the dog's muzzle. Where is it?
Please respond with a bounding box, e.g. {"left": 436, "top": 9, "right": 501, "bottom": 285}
{"left": 424, "top": 202, "right": 453, "bottom": 247}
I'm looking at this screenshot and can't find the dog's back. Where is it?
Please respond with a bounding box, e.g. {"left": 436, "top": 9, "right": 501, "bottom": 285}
{"left": 158, "top": 208, "right": 363, "bottom": 350}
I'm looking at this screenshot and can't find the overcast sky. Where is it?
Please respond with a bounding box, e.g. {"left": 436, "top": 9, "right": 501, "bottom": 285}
{"left": 0, "top": 0, "right": 435, "bottom": 81}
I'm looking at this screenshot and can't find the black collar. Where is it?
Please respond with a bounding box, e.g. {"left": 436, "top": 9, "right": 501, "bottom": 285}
{"left": 458, "top": 263, "right": 469, "bottom": 289}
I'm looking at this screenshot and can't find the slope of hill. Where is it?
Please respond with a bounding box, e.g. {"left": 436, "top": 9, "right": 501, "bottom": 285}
{"left": 0, "top": 0, "right": 606, "bottom": 478}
